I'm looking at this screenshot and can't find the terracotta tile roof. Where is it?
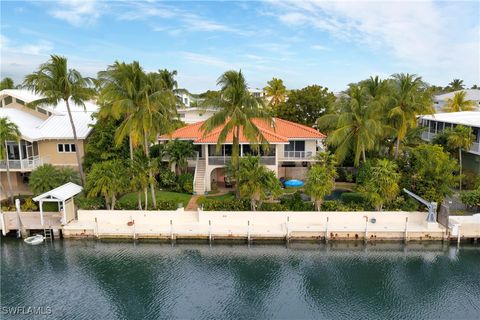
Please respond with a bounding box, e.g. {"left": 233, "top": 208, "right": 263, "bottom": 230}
{"left": 159, "top": 118, "right": 325, "bottom": 144}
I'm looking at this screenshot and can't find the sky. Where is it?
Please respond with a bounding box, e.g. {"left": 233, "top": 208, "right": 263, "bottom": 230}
{"left": 1, "top": 0, "right": 479, "bottom": 93}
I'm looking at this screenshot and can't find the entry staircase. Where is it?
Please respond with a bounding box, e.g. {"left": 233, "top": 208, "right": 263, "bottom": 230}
{"left": 194, "top": 158, "right": 206, "bottom": 195}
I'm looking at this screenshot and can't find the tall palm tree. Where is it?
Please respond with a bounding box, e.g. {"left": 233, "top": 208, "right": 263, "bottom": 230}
{"left": 97, "top": 61, "right": 145, "bottom": 160}
{"left": 317, "top": 85, "right": 387, "bottom": 166}
{"left": 441, "top": 91, "right": 476, "bottom": 112}
{"left": 0, "top": 117, "right": 21, "bottom": 203}
{"left": 23, "top": 55, "right": 95, "bottom": 185}
{"left": 158, "top": 69, "right": 178, "bottom": 91}
{"left": 447, "top": 125, "right": 475, "bottom": 191}
{"left": 263, "top": 77, "right": 287, "bottom": 108}
{"left": 113, "top": 69, "right": 177, "bottom": 209}
{"left": 200, "top": 70, "right": 271, "bottom": 197}
{"left": 387, "top": 73, "right": 433, "bottom": 159}
{"left": 448, "top": 79, "right": 465, "bottom": 91}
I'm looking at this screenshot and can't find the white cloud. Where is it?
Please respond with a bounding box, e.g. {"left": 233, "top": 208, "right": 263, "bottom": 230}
{"left": 49, "top": 0, "right": 101, "bottom": 26}
{"left": 311, "top": 44, "right": 329, "bottom": 51}
{"left": 269, "top": 0, "right": 479, "bottom": 80}
{"left": 181, "top": 52, "right": 236, "bottom": 69}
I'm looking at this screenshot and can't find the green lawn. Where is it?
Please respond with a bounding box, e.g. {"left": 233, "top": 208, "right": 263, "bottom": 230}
{"left": 119, "top": 190, "right": 192, "bottom": 207}
{"left": 205, "top": 192, "right": 236, "bottom": 201}
{"left": 281, "top": 187, "right": 303, "bottom": 194}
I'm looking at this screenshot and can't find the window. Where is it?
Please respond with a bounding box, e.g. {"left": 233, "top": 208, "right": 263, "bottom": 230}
{"left": 15, "top": 98, "right": 25, "bottom": 105}
{"left": 57, "top": 143, "right": 76, "bottom": 153}
{"left": 285, "top": 141, "right": 305, "bottom": 152}
{"left": 4, "top": 96, "right": 12, "bottom": 105}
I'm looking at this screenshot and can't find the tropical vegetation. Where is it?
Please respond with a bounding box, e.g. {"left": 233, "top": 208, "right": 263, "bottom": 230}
{"left": 0, "top": 117, "right": 21, "bottom": 202}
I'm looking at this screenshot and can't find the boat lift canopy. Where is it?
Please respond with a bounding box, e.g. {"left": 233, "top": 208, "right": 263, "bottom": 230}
{"left": 33, "top": 182, "right": 83, "bottom": 225}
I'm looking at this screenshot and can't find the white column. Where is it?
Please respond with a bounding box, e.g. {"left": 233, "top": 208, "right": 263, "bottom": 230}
{"left": 39, "top": 200, "right": 44, "bottom": 226}
{"left": 62, "top": 200, "right": 66, "bottom": 224}
{"left": 18, "top": 141, "right": 24, "bottom": 169}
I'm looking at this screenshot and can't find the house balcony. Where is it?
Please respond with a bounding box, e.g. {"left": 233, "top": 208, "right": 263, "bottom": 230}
{"left": 280, "top": 151, "right": 315, "bottom": 161}
{"left": 208, "top": 156, "right": 276, "bottom": 166}
{"left": 421, "top": 131, "right": 480, "bottom": 155}
{"left": 0, "top": 156, "right": 45, "bottom": 171}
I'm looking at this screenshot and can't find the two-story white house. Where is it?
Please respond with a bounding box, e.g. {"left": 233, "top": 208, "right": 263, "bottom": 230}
{"left": 159, "top": 118, "right": 326, "bottom": 194}
{"left": 0, "top": 89, "right": 98, "bottom": 198}
{"left": 419, "top": 111, "right": 480, "bottom": 174}
{"left": 175, "top": 89, "right": 216, "bottom": 124}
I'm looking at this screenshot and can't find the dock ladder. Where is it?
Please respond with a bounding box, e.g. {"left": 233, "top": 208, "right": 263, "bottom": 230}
{"left": 44, "top": 228, "right": 53, "bottom": 241}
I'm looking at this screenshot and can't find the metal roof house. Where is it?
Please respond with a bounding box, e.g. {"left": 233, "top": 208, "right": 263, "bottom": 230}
{"left": 0, "top": 89, "right": 98, "bottom": 199}
{"left": 433, "top": 89, "right": 480, "bottom": 113}
{"left": 419, "top": 111, "right": 480, "bottom": 174}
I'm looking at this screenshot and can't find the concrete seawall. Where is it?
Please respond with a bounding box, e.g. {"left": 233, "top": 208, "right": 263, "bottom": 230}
{"left": 63, "top": 209, "right": 448, "bottom": 241}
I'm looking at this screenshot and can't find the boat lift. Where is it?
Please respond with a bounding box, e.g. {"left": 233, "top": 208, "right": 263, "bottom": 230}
{"left": 403, "top": 188, "right": 437, "bottom": 223}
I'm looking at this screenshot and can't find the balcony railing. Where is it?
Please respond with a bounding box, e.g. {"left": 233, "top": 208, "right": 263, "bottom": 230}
{"left": 422, "top": 132, "right": 480, "bottom": 155}
{"left": 208, "top": 156, "right": 276, "bottom": 166}
{"left": 282, "top": 151, "right": 314, "bottom": 159}
{"left": 0, "top": 156, "right": 44, "bottom": 171}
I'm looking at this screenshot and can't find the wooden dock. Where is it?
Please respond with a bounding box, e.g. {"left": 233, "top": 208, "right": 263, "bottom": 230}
{"left": 0, "top": 211, "right": 62, "bottom": 236}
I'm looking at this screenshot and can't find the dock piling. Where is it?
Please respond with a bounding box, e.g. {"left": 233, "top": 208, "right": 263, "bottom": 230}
{"left": 404, "top": 217, "right": 408, "bottom": 243}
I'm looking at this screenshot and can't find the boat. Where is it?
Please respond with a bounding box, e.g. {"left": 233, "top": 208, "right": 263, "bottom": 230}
{"left": 24, "top": 234, "right": 44, "bottom": 245}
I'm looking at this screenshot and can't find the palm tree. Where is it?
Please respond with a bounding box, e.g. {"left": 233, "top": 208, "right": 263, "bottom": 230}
{"left": 387, "top": 73, "right": 433, "bottom": 159}
{"left": 365, "top": 159, "right": 400, "bottom": 211}
{"left": 237, "top": 156, "right": 282, "bottom": 211}
{"left": 441, "top": 91, "right": 476, "bottom": 112}
{"left": 448, "top": 79, "right": 465, "bottom": 91}
{"left": 0, "top": 117, "right": 21, "bottom": 203}
{"left": 86, "top": 160, "right": 128, "bottom": 210}
{"left": 304, "top": 152, "right": 337, "bottom": 211}
{"left": 317, "top": 85, "right": 387, "bottom": 166}
{"left": 165, "top": 139, "right": 195, "bottom": 174}
{"left": 158, "top": 69, "right": 178, "bottom": 91}
{"left": 200, "top": 70, "right": 272, "bottom": 197}
{"left": 263, "top": 78, "right": 287, "bottom": 108}
{"left": 23, "top": 55, "right": 95, "bottom": 185}
{"left": 98, "top": 62, "right": 177, "bottom": 208}
{"left": 447, "top": 125, "right": 475, "bottom": 191}
{"left": 0, "top": 77, "right": 15, "bottom": 90}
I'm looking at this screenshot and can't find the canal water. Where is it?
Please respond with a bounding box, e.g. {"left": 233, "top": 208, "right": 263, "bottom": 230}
{"left": 1, "top": 239, "right": 479, "bottom": 319}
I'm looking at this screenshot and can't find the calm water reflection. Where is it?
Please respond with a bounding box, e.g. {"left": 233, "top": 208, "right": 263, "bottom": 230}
{"left": 1, "top": 239, "right": 479, "bottom": 319}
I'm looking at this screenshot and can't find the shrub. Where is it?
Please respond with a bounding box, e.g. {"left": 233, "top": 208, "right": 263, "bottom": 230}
{"left": 116, "top": 196, "right": 178, "bottom": 210}
{"left": 29, "top": 164, "right": 80, "bottom": 195}
{"left": 75, "top": 195, "right": 106, "bottom": 210}
{"left": 158, "top": 170, "right": 178, "bottom": 190}
{"left": 198, "top": 197, "right": 250, "bottom": 211}
{"left": 460, "top": 188, "right": 480, "bottom": 210}
{"left": 340, "top": 192, "right": 368, "bottom": 205}
{"left": 280, "top": 192, "right": 314, "bottom": 211}
{"left": 258, "top": 202, "right": 288, "bottom": 211}
{"left": 176, "top": 173, "right": 193, "bottom": 194}
{"left": 462, "top": 171, "right": 480, "bottom": 190}
{"left": 21, "top": 198, "right": 38, "bottom": 212}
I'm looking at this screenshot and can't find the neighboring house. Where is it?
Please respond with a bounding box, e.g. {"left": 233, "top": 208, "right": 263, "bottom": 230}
{"left": 0, "top": 89, "right": 98, "bottom": 197}
{"left": 159, "top": 118, "right": 326, "bottom": 194}
{"left": 175, "top": 89, "right": 216, "bottom": 124}
{"left": 433, "top": 89, "right": 480, "bottom": 113}
{"left": 419, "top": 111, "right": 480, "bottom": 174}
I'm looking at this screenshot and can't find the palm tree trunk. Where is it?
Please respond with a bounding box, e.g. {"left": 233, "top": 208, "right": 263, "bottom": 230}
{"left": 361, "top": 145, "right": 366, "bottom": 163}
{"left": 459, "top": 148, "right": 463, "bottom": 191}
{"left": 65, "top": 99, "right": 86, "bottom": 186}
{"left": 105, "top": 196, "right": 110, "bottom": 210}
{"left": 315, "top": 199, "right": 322, "bottom": 211}
{"left": 251, "top": 199, "right": 256, "bottom": 211}
{"left": 144, "top": 135, "right": 157, "bottom": 209}
{"left": 233, "top": 126, "right": 241, "bottom": 199}
{"left": 4, "top": 148, "right": 14, "bottom": 203}
{"left": 129, "top": 135, "right": 134, "bottom": 161}
{"left": 111, "top": 194, "right": 116, "bottom": 210}
{"left": 394, "top": 138, "right": 400, "bottom": 159}
{"left": 137, "top": 191, "right": 142, "bottom": 210}
{"left": 144, "top": 188, "right": 148, "bottom": 210}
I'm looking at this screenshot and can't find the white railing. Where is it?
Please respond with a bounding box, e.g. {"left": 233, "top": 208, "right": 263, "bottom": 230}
{"left": 421, "top": 131, "right": 436, "bottom": 141}
{"left": 282, "top": 151, "right": 313, "bottom": 159}
{"left": 208, "top": 156, "right": 276, "bottom": 166}
{"left": 0, "top": 156, "right": 44, "bottom": 171}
